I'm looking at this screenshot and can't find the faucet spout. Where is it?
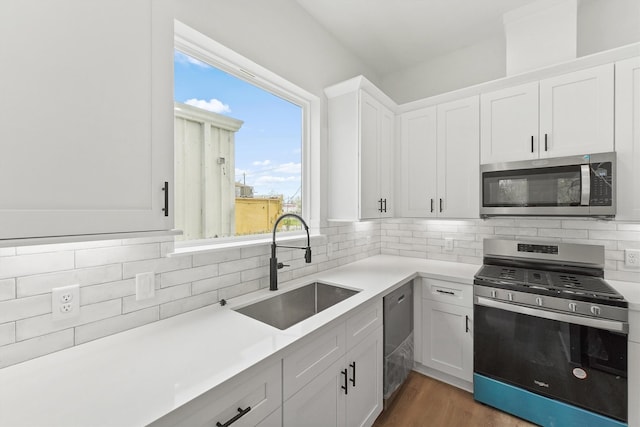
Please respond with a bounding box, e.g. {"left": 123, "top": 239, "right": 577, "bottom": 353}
{"left": 269, "top": 213, "right": 312, "bottom": 291}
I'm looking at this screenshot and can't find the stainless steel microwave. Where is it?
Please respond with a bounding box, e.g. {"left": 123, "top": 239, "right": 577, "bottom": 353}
{"left": 480, "top": 152, "right": 616, "bottom": 218}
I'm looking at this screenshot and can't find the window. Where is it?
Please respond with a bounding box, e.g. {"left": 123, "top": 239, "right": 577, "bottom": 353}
{"left": 173, "top": 22, "right": 319, "bottom": 246}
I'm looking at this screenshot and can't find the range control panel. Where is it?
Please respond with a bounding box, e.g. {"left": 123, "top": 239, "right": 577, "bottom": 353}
{"left": 517, "top": 243, "right": 559, "bottom": 255}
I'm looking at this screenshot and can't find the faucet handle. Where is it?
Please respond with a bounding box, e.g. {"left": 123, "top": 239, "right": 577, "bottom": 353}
{"left": 277, "top": 262, "right": 289, "bottom": 269}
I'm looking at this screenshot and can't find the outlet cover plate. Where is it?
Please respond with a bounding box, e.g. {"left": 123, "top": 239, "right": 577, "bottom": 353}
{"left": 136, "top": 272, "right": 155, "bottom": 301}
{"left": 625, "top": 249, "right": 640, "bottom": 268}
{"left": 51, "top": 284, "right": 80, "bottom": 321}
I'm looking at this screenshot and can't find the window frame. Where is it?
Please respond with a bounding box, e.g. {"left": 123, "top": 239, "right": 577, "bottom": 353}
{"left": 173, "top": 20, "right": 320, "bottom": 251}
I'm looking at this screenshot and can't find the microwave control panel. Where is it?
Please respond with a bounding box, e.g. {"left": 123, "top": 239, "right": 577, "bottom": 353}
{"left": 590, "top": 162, "right": 613, "bottom": 206}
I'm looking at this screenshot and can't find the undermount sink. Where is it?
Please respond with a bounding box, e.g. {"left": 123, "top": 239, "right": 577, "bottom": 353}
{"left": 234, "top": 282, "right": 359, "bottom": 330}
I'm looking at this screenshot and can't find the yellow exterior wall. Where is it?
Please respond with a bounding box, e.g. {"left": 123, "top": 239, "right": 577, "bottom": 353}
{"left": 235, "top": 197, "right": 283, "bottom": 236}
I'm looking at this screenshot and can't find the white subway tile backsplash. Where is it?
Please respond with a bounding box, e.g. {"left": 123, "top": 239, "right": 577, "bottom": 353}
{"left": 0, "top": 279, "right": 16, "bottom": 301}
{"left": 160, "top": 264, "right": 218, "bottom": 288}
{"left": 562, "top": 220, "right": 615, "bottom": 230}
{"left": 0, "top": 329, "right": 74, "bottom": 368}
{"left": 192, "top": 273, "right": 242, "bottom": 295}
{"left": 539, "top": 228, "right": 588, "bottom": 239}
{"left": 192, "top": 248, "right": 241, "bottom": 267}
{"left": 218, "top": 257, "right": 260, "bottom": 276}
{"left": 75, "top": 307, "right": 159, "bottom": 345}
{"left": 618, "top": 223, "right": 640, "bottom": 231}
{"left": 80, "top": 279, "right": 136, "bottom": 306}
{"left": 122, "top": 284, "right": 190, "bottom": 314}
{"left": 495, "top": 227, "right": 538, "bottom": 237}
{"left": 0, "top": 251, "right": 74, "bottom": 280}
{"left": 0, "top": 294, "right": 51, "bottom": 324}
{"left": 75, "top": 244, "right": 160, "bottom": 268}
{"left": 16, "top": 299, "right": 122, "bottom": 341}
{"left": 160, "top": 291, "right": 218, "bottom": 319}
{"left": 0, "top": 248, "right": 16, "bottom": 257}
{"left": 122, "top": 256, "right": 191, "bottom": 279}
{"left": 0, "top": 322, "right": 16, "bottom": 346}
{"left": 17, "top": 264, "right": 123, "bottom": 297}
{"left": 219, "top": 280, "right": 260, "bottom": 300}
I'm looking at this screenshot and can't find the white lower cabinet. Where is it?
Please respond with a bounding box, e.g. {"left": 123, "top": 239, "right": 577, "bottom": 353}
{"left": 628, "top": 341, "right": 639, "bottom": 427}
{"left": 149, "top": 359, "right": 281, "bottom": 427}
{"left": 283, "top": 325, "right": 383, "bottom": 427}
{"left": 419, "top": 278, "right": 473, "bottom": 387}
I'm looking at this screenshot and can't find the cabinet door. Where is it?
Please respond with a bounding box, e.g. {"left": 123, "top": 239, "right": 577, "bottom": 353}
{"left": 480, "top": 82, "right": 539, "bottom": 164}
{"left": 400, "top": 107, "right": 437, "bottom": 217}
{"left": 345, "top": 326, "right": 383, "bottom": 427}
{"left": 422, "top": 299, "right": 473, "bottom": 382}
{"left": 0, "top": 0, "right": 173, "bottom": 240}
{"left": 378, "top": 105, "right": 395, "bottom": 218}
{"left": 360, "top": 91, "right": 382, "bottom": 219}
{"left": 539, "top": 63, "right": 614, "bottom": 158}
{"left": 436, "top": 96, "right": 480, "bottom": 218}
{"left": 615, "top": 56, "right": 640, "bottom": 221}
{"left": 283, "top": 357, "right": 347, "bottom": 427}
{"left": 629, "top": 341, "right": 640, "bottom": 427}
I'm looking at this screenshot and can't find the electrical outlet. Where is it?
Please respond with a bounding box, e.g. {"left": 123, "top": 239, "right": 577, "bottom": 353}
{"left": 52, "top": 284, "right": 80, "bottom": 321}
{"left": 444, "top": 238, "right": 454, "bottom": 251}
{"left": 625, "top": 249, "right": 640, "bottom": 267}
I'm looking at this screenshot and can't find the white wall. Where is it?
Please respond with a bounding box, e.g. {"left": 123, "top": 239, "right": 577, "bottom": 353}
{"left": 381, "top": 0, "right": 640, "bottom": 103}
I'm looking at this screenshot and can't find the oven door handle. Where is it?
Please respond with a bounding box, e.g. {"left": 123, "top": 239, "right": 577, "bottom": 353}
{"left": 475, "top": 296, "right": 628, "bottom": 334}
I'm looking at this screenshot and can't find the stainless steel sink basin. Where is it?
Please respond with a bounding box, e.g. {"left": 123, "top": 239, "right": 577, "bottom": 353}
{"left": 234, "top": 282, "right": 359, "bottom": 330}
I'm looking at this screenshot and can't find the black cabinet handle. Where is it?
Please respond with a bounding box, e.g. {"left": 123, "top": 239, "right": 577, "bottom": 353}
{"left": 544, "top": 134, "right": 548, "bottom": 151}
{"left": 349, "top": 362, "right": 356, "bottom": 387}
{"left": 436, "top": 289, "right": 455, "bottom": 296}
{"left": 341, "top": 368, "right": 348, "bottom": 394}
{"left": 465, "top": 315, "right": 470, "bottom": 333}
{"left": 383, "top": 198, "right": 387, "bottom": 213}
{"left": 531, "top": 136, "right": 534, "bottom": 153}
{"left": 430, "top": 198, "right": 434, "bottom": 213}
{"left": 378, "top": 198, "right": 383, "bottom": 213}
{"left": 439, "top": 198, "right": 443, "bottom": 213}
{"left": 216, "top": 406, "right": 251, "bottom": 427}
{"left": 162, "top": 181, "right": 169, "bottom": 217}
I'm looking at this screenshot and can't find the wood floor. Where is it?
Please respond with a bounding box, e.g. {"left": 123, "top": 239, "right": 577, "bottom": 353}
{"left": 373, "top": 372, "right": 537, "bottom": 427}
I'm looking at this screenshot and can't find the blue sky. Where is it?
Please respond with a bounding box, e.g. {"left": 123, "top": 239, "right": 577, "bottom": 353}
{"left": 174, "top": 51, "right": 302, "bottom": 201}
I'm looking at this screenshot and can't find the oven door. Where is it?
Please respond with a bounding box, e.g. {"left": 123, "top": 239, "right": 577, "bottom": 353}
{"left": 474, "top": 299, "right": 627, "bottom": 422}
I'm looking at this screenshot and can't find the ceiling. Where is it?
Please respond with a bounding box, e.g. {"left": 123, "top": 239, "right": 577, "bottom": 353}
{"left": 295, "top": 0, "right": 540, "bottom": 76}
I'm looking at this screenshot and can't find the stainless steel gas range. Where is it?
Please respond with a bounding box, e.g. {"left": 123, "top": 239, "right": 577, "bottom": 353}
{"left": 473, "top": 239, "right": 628, "bottom": 427}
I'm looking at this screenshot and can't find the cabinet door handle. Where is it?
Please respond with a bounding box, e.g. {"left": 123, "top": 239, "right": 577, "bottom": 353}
{"left": 430, "top": 198, "right": 434, "bottom": 213}
{"left": 341, "top": 368, "right": 349, "bottom": 394}
{"left": 436, "top": 289, "right": 455, "bottom": 296}
{"left": 378, "top": 198, "right": 383, "bottom": 213}
{"left": 531, "top": 136, "right": 534, "bottom": 153}
{"left": 383, "top": 198, "right": 387, "bottom": 213}
{"left": 349, "top": 362, "right": 356, "bottom": 387}
{"left": 216, "top": 406, "right": 251, "bottom": 427}
{"left": 439, "top": 198, "right": 443, "bottom": 213}
{"left": 465, "top": 315, "right": 470, "bottom": 333}
{"left": 162, "top": 181, "right": 169, "bottom": 217}
{"left": 544, "top": 134, "right": 548, "bottom": 151}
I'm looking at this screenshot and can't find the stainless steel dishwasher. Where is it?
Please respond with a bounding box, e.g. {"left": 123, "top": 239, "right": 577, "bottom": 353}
{"left": 383, "top": 280, "right": 414, "bottom": 408}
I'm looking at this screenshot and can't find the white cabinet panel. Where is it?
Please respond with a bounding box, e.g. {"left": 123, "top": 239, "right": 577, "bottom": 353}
{"left": 615, "top": 56, "right": 640, "bottom": 221}
{"left": 0, "top": 0, "right": 173, "bottom": 240}
{"left": 421, "top": 299, "right": 473, "bottom": 382}
{"left": 480, "top": 82, "right": 539, "bottom": 163}
{"left": 539, "top": 64, "right": 614, "bottom": 158}
{"left": 436, "top": 96, "right": 480, "bottom": 218}
{"left": 399, "top": 107, "right": 437, "bottom": 217}
{"left": 629, "top": 341, "right": 640, "bottom": 427}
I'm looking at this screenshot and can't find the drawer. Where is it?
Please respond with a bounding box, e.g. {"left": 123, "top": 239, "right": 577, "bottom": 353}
{"left": 630, "top": 310, "right": 640, "bottom": 343}
{"left": 422, "top": 277, "right": 472, "bottom": 308}
{"left": 150, "top": 359, "right": 281, "bottom": 427}
{"left": 283, "top": 321, "right": 346, "bottom": 400}
{"left": 346, "top": 298, "right": 383, "bottom": 350}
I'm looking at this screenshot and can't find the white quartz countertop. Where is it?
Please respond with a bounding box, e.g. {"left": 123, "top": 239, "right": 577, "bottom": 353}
{"left": 0, "top": 255, "right": 479, "bottom": 427}
{"left": 0, "top": 254, "right": 637, "bottom": 427}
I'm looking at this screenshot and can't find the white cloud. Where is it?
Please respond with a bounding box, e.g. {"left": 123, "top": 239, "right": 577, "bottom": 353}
{"left": 174, "top": 51, "right": 210, "bottom": 68}
{"left": 185, "top": 98, "right": 231, "bottom": 114}
{"left": 255, "top": 175, "right": 299, "bottom": 184}
{"left": 274, "top": 162, "right": 302, "bottom": 174}
{"left": 252, "top": 160, "right": 271, "bottom": 167}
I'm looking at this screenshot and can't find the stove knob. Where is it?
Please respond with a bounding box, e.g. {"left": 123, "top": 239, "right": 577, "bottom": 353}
{"left": 490, "top": 290, "right": 497, "bottom": 298}
{"left": 535, "top": 297, "right": 543, "bottom": 306}
{"left": 507, "top": 292, "right": 513, "bottom": 302}
{"left": 568, "top": 302, "right": 577, "bottom": 312}
{"left": 590, "top": 306, "right": 601, "bottom": 316}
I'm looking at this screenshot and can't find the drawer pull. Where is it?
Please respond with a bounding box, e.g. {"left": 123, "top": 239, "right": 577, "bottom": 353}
{"left": 349, "top": 361, "right": 356, "bottom": 387}
{"left": 216, "top": 406, "right": 251, "bottom": 427}
{"left": 436, "top": 289, "right": 455, "bottom": 296}
{"left": 465, "top": 315, "right": 470, "bottom": 333}
{"left": 341, "top": 368, "right": 349, "bottom": 394}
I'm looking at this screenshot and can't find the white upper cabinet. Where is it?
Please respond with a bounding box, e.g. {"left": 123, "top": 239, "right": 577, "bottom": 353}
{"left": 481, "top": 64, "right": 614, "bottom": 164}
{"left": 0, "top": 0, "right": 173, "bottom": 240}
{"left": 399, "top": 97, "right": 479, "bottom": 218}
{"left": 326, "top": 77, "right": 395, "bottom": 221}
{"left": 437, "top": 96, "right": 480, "bottom": 218}
{"left": 615, "top": 56, "right": 640, "bottom": 221}
{"left": 480, "top": 82, "right": 539, "bottom": 163}
{"left": 539, "top": 64, "right": 614, "bottom": 158}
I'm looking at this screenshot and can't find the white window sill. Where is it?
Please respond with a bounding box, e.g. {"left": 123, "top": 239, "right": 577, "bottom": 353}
{"left": 169, "top": 232, "right": 327, "bottom": 257}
